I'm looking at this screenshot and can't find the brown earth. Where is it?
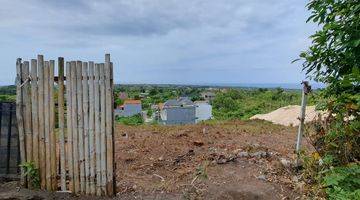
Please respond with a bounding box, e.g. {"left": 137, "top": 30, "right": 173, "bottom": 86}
{"left": 0, "top": 120, "right": 312, "bottom": 199}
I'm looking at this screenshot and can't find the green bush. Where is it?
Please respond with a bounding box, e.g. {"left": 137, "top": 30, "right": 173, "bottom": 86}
{"left": 116, "top": 114, "right": 144, "bottom": 126}
{"left": 212, "top": 88, "right": 313, "bottom": 120}
{"left": 323, "top": 164, "right": 360, "bottom": 200}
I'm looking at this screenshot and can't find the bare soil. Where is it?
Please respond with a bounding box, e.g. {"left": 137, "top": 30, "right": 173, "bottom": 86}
{"left": 0, "top": 120, "right": 311, "bottom": 199}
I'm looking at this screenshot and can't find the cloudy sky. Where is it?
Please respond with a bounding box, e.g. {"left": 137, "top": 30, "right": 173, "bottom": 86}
{"left": 0, "top": 0, "right": 316, "bottom": 86}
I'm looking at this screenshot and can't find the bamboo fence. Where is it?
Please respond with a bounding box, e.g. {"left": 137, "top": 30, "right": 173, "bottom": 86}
{"left": 15, "top": 54, "right": 115, "bottom": 196}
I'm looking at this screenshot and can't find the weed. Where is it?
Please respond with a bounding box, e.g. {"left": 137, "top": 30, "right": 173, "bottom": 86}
{"left": 19, "top": 161, "right": 40, "bottom": 189}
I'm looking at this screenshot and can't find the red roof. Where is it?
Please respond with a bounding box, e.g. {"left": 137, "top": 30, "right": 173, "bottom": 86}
{"left": 123, "top": 99, "right": 141, "bottom": 105}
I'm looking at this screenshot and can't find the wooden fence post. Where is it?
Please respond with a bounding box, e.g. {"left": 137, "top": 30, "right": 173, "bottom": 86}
{"left": 94, "top": 64, "right": 102, "bottom": 195}
{"left": 44, "top": 61, "right": 51, "bottom": 190}
{"left": 105, "top": 54, "right": 114, "bottom": 195}
{"left": 49, "top": 60, "right": 56, "bottom": 190}
{"left": 88, "top": 62, "right": 96, "bottom": 194}
{"left": 16, "top": 58, "right": 26, "bottom": 186}
{"left": 70, "top": 61, "right": 80, "bottom": 193}
{"left": 22, "top": 61, "right": 32, "bottom": 166}
{"left": 66, "top": 61, "right": 74, "bottom": 191}
{"left": 99, "top": 63, "right": 107, "bottom": 195}
{"left": 37, "top": 55, "right": 46, "bottom": 189}
{"left": 58, "top": 57, "right": 66, "bottom": 191}
{"left": 76, "top": 61, "right": 85, "bottom": 193}
{"left": 82, "top": 62, "right": 90, "bottom": 194}
{"left": 30, "top": 59, "right": 39, "bottom": 170}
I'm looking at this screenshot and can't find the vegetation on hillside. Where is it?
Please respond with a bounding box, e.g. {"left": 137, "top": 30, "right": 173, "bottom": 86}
{"left": 116, "top": 114, "right": 144, "bottom": 126}
{"left": 0, "top": 85, "right": 16, "bottom": 102}
{"left": 212, "top": 88, "right": 315, "bottom": 120}
{"left": 114, "top": 84, "right": 205, "bottom": 109}
{"left": 298, "top": 0, "right": 359, "bottom": 199}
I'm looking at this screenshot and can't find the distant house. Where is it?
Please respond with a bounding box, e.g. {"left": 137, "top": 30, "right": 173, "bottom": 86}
{"left": 160, "top": 97, "right": 196, "bottom": 125}
{"left": 118, "top": 92, "right": 128, "bottom": 100}
{"left": 115, "top": 99, "right": 142, "bottom": 117}
{"left": 195, "top": 101, "right": 213, "bottom": 123}
{"left": 201, "top": 91, "right": 216, "bottom": 102}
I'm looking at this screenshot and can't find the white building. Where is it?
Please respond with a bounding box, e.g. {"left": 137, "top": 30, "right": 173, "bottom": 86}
{"left": 195, "top": 101, "right": 212, "bottom": 123}
{"left": 115, "top": 99, "right": 142, "bottom": 117}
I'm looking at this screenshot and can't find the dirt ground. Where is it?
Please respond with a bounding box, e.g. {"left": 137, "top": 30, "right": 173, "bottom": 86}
{"left": 0, "top": 120, "right": 311, "bottom": 200}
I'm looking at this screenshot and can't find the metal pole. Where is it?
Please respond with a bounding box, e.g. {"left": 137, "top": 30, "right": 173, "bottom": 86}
{"left": 296, "top": 81, "right": 311, "bottom": 167}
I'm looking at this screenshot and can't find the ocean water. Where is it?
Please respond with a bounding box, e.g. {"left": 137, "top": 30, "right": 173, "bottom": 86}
{"left": 204, "top": 82, "right": 325, "bottom": 90}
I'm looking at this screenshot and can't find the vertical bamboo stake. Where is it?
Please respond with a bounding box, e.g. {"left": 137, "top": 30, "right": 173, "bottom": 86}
{"left": 22, "top": 61, "right": 32, "bottom": 188}
{"left": 105, "top": 54, "right": 114, "bottom": 195}
{"left": 94, "top": 64, "right": 102, "bottom": 195}
{"left": 88, "top": 62, "right": 96, "bottom": 194}
{"left": 16, "top": 58, "right": 26, "bottom": 186}
{"left": 44, "top": 61, "right": 51, "bottom": 190}
{"left": 58, "top": 57, "right": 66, "bottom": 191}
{"left": 49, "top": 60, "right": 56, "bottom": 191}
{"left": 82, "top": 62, "right": 90, "bottom": 194}
{"left": 76, "top": 61, "right": 85, "bottom": 193}
{"left": 30, "top": 59, "right": 39, "bottom": 169}
{"left": 296, "top": 81, "right": 311, "bottom": 167}
{"left": 99, "top": 63, "right": 107, "bottom": 195}
{"left": 71, "top": 61, "right": 80, "bottom": 193}
{"left": 110, "top": 62, "right": 115, "bottom": 194}
{"left": 22, "top": 61, "right": 32, "bottom": 164}
{"left": 66, "top": 61, "right": 74, "bottom": 191}
{"left": 37, "top": 55, "right": 46, "bottom": 189}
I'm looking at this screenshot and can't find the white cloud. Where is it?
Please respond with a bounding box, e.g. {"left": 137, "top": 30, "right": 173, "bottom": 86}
{"left": 0, "top": 0, "right": 315, "bottom": 85}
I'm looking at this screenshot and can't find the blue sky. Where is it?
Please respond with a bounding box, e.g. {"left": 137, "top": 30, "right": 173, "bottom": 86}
{"left": 0, "top": 0, "right": 317, "bottom": 86}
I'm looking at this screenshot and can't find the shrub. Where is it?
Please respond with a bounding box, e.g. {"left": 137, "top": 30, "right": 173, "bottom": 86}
{"left": 116, "top": 114, "right": 144, "bottom": 126}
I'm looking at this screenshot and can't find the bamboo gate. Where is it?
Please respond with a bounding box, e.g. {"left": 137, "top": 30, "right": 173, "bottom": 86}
{"left": 15, "top": 54, "right": 115, "bottom": 196}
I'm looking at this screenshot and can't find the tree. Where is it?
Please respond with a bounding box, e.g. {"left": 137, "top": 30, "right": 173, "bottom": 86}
{"left": 299, "top": 0, "right": 359, "bottom": 163}
{"left": 298, "top": 1, "right": 359, "bottom": 198}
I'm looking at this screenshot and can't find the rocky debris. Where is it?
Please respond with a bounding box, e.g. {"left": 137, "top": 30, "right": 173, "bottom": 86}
{"left": 173, "top": 149, "right": 195, "bottom": 165}
{"left": 121, "top": 132, "right": 128, "bottom": 138}
{"left": 193, "top": 140, "right": 204, "bottom": 147}
{"left": 216, "top": 154, "right": 237, "bottom": 164}
{"left": 250, "top": 151, "right": 269, "bottom": 158}
{"left": 279, "top": 158, "right": 292, "bottom": 168}
{"left": 257, "top": 175, "right": 267, "bottom": 181}
{"left": 238, "top": 151, "right": 250, "bottom": 158}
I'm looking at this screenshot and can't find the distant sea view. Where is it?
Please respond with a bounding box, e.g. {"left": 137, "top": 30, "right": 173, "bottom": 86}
{"left": 206, "top": 82, "right": 325, "bottom": 89}
{"left": 116, "top": 82, "right": 325, "bottom": 90}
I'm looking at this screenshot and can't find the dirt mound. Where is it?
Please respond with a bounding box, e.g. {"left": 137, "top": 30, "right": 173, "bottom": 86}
{"left": 250, "top": 105, "right": 321, "bottom": 126}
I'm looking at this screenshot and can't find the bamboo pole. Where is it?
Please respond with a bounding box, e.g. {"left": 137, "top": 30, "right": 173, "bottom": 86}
{"left": 94, "top": 64, "right": 102, "bottom": 195}
{"left": 22, "top": 61, "right": 32, "bottom": 188}
{"left": 296, "top": 81, "right": 311, "bottom": 167}
{"left": 16, "top": 58, "right": 26, "bottom": 186}
{"left": 71, "top": 61, "right": 80, "bottom": 193}
{"left": 37, "top": 55, "right": 46, "bottom": 189}
{"left": 49, "top": 60, "right": 56, "bottom": 191}
{"left": 99, "top": 63, "right": 107, "bottom": 195}
{"left": 110, "top": 62, "right": 115, "bottom": 194}
{"left": 76, "top": 61, "right": 85, "bottom": 193}
{"left": 30, "top": 59, "right": 39, "bottom": 169}
{"left": 82, "top": 62, "right": 90, "bottom": 194}
{"left": 58, "top": 57, "right": 66, "bottom": 191}
{"left": 104, "top": 55, "right": 114, "bottom": 195}
{"left": 44, "top": 61, "right": 51, "bottom": 190}
{"left": 22, "top": 61, "right": 32, "bottom": 163}
{"left": 88, "top": 62, "right": 96, "bottom": 194}
{"left": 65, "top": 61, "right": 74, "bottom": 191}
